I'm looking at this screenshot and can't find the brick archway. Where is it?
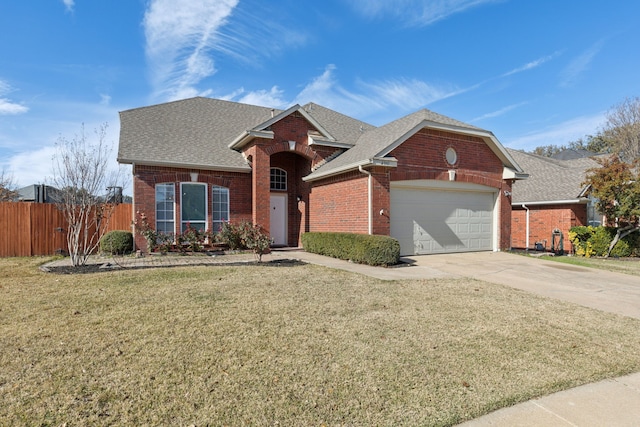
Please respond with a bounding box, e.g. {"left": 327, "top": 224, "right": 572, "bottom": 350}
{"left": 264, "top": 141, "right": 318, "bottom": 161}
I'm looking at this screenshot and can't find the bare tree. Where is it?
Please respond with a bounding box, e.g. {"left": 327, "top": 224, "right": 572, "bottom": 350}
{"left": 602, "top": 96, "right": 640, "bottom": 162}
{"left": 51, "top": 123, "right": 125, "bottom": 266}
{"left": 0, "top": 168, "right": 18, "bottom": 202}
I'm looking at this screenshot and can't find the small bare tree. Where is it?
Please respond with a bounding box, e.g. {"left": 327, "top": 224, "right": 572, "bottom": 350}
{"left": 0, "top": 168, "right": 18, "bottom": 202}
{"left": 602, "top": 96, "right": 640, "bottom": 162}
{"left": 51, "top": 123, "right": 125, "bottom": 266}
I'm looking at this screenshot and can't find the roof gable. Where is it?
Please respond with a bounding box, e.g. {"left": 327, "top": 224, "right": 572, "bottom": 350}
{"left": 305, "top": 108, "right": 523, "bottom": 181}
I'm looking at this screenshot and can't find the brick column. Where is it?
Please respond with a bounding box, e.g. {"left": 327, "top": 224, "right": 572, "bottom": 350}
{"left": 248, "top": 144, "right": 271, "bottom": 233}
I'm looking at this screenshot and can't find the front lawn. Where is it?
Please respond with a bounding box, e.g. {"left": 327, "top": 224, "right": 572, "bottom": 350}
{"left": 540, "top": 254, "right": 640, "bottom": 276}
{"left": 2, "top": 257, "right": 640, "bottom": 426}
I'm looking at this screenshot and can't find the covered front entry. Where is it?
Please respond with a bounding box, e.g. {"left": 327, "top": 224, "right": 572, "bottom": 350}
{"left": 390, "top": 180, "right": 497, "bottom": 255}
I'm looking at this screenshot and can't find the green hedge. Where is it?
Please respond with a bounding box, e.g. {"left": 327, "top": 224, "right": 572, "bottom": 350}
{"left": 568, "top": 226, "right": 640, "bottom": 257}
{"left": 301, "top": 232, "right": 401, "bottom": 266}
{"left": 100, "top": 230, "right": 134, "bottom": 255}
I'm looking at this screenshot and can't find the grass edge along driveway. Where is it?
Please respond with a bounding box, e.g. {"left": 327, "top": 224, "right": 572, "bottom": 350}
{"left": 2, "top": 257, "right": 640, "bottom": 426}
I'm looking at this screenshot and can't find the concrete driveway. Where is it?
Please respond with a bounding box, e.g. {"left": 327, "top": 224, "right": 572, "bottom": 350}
{"left": 404, "top": 251, "right": 640, "bottom": 320}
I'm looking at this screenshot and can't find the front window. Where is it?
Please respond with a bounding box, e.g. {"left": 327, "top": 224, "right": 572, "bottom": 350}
{"left": 180, "top": 183, "right": 207, "bottom": 232}
{"left": 212, "top": 186, "right": 229, "bottom": 232}
{"left": 270, "top": 167, "right": 287, "bottom": 191}
{"left": 155, "top": 183, "right": 175, "bottom": 234}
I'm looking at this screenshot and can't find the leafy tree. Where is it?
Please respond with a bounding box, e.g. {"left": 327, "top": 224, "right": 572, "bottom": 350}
{"left": 0, "top": 168, "right": 18, "bottom": 202}
{"left": 51, "top": 123, "right": 125, "bottom": 267}
{"left": 584, "top": 155, "right": 640, "bottom": 257}
{"left": 531, "top": 135, "right": 612, "bottom": 158}
{"left": 601, "top": 96, "right": 640, "bottom": 162}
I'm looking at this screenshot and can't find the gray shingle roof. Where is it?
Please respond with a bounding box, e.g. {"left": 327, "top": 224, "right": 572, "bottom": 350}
{"left": 118, "top": 96, "right": 521, "bottom": 181}
{"left": 302, "top": 103, "right": 375, "bottom": 146}
{"left": 507, "top": 148, "right": 601, "bottom": 204}
{"left": 118, "top": 97, "right": 280, "bottom": 170}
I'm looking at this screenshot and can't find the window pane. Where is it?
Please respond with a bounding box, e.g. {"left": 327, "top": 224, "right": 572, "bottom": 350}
{"left": 181, "top": 183, "right": 206, "bottom": 222}
{"left": 156, "top": 183, "right": 175, "bottom": 235}
{"left": 270, "top": 168, "right": 287, "bottom": 190}
{"left": 212, "top": 186, "right": 229, "bottom": 230}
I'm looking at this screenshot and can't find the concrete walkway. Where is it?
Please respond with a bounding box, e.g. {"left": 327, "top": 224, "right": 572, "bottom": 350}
{"left": 44, "top": 250, "right": 640, "bottom": 426}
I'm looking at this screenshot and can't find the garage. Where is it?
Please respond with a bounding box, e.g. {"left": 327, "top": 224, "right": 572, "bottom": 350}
{"left": 390, "top": 181, "right": 497, "bottom": 255}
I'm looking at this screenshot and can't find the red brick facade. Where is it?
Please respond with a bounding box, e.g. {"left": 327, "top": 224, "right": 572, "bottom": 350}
{"left": 132, "top": 165, "right": 252, "bottom": 250}
{"left": 131, "top": 113, "right": 515, "bottom": 252}
{"left": 511, "top": 204, "right": 588, "bottom": 253}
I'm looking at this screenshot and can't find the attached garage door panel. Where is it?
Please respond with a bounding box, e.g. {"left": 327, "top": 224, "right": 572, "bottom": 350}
{"left": 391, "top": 187, "right": 495, "bottom": 255}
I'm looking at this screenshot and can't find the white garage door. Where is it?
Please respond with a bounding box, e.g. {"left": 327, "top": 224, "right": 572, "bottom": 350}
{"left": 390, "top": 181, "right": 496, "bottom": 255}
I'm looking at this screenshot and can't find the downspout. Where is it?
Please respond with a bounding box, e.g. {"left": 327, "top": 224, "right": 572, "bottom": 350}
{"left": 522, "top": 204, "right": 530, "bottom": 251}
{"left": 359, "top": 165, "right": 373, "bottom": 235}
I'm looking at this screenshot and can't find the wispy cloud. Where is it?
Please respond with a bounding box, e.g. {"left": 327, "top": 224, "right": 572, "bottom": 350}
{"left": 507, "top": 113, "right": 605, "bottom": 150}
{"left": 62, "top": 0, "right": 74, "bottom": 13}
{"left": 560, "top": 40, "right": 605, "bottom": 87}
{"left": 0, "top": 80, "right": 28, "bottom": 115}
{"left": 143, "top": 0, "right": 238, "bottom": 101}
{"left": 223, "top": 86, "right": 289, "bottom": 109}
{"left": 501, "top": 52, "right": 562, "bottom": 77}
{"left": 347, "top": 0, "right": 503, "bottom": 26}
{"left": 143, "top": 0, "right": 307, "bottom": 102}
{"left": 221, "top": 64, "right": 470, "bottom": 124}
{"left": 471, "top": 102, "right": 528, "bottom": 122}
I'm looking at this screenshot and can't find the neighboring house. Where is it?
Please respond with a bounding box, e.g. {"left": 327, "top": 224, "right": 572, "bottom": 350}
{"left": 118, "top": 97, "right": 526, "bottom": 256}
{"left": 508, "top": 149, "right": 602, "bottom": 252}
{"left": 16, "top": 184, "right": 61, "bottom": 203}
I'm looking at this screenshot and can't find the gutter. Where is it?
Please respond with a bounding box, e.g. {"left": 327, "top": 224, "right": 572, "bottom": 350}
{"left": 359, "top": 165, "right": 373, "bottom": 235}
{"left": 119, "top": 159, "right": 252, "bottom": 173}
{"left": 511, "top": 198, "right": 588, "bottom": 207}
{"left": 303, "top": 157, "right": 397, "bottom": 182}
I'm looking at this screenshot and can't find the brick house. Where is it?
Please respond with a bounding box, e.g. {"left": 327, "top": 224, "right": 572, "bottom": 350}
{"left": 118, "top": 97, "right": 525, "bottom": 255}
{"left": 508, "top": 149, "right": 603, "bottom": 253}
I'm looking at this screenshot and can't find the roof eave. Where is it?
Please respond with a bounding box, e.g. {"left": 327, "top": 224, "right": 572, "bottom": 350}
{"left": 503, "top": 167, "right": 529, "bottom": 180}
{"left": 308, "top": 133, "right": 353, "bottom": 149}
{"left": 228, "top": 130, "right": 275, "bottom": 150}
{"left": 118, "top": 158, "right": 252, "bottom": 173}
{"left": 303, "top": 157, "right": 398, "bottom": 182}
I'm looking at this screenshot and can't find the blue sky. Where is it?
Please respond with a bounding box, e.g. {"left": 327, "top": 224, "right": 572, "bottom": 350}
{"left": 1, "top": 0, "right": 639, "bottom": 190}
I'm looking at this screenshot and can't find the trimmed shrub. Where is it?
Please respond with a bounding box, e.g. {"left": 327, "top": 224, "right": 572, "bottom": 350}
{"left": 569, "top": 225, "right": 638, "bottom": 257}
{"left": 100, "top": 230, "right": 133, "bottom": 255}
{"left": 590, "top": 227, "right": 614, "bottom": 256}
{"left": 301, "top": 232, "right": 400, "bottom": 266}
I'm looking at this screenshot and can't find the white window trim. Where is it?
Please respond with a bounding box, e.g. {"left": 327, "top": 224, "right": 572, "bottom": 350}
{"left": 155, "top": 183, "right": 175, "bottom": 235}
{"left": 212, "top": 185, "right": 230, "bottom": 232}
{"left": 180, "top": 182, "right": 208, "bottom": 232}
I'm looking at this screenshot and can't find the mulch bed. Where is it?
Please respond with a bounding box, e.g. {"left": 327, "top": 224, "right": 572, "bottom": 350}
{"left": 41, "top": 258, "right": 307, "bottom": 275}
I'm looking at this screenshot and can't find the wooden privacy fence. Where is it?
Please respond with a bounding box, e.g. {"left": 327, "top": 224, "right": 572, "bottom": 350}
{"left": 0, "top": 202, "right": 133, "bottom": 257}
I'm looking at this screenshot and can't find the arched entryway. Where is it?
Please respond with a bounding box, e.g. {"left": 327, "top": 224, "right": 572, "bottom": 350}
{"left": 269, "top": 151, "right": 312, "bottom": 247}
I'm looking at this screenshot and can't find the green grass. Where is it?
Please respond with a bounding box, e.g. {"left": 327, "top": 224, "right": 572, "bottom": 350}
{"left": 2, "top": 257, "right": 640, "bottom": 426}
{"left": 539, "top": 254, "right": 640, "bottom": 276}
